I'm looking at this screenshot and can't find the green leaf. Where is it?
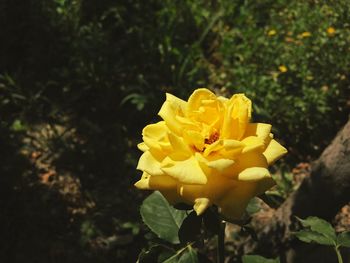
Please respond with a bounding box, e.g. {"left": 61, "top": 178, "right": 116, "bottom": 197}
{"left": 337, "top": 231, "right": 350, "bottom": 248}
{"left": 296, "top": 216, "right": 336, "bottom": 241}
{"left": 242, "top": 255, "right": 280, "bottom": 263}
{"left": 140, "top": 191, "right": 187, "bottom": 244}
{"left": 11, "top": 119, "right": 27, "bottom": 132}
{"left": 158, "top": 250, "right": 177, "bottom": 263}
{"left": 294, "top": 230, "right": 334, "bottom": 246}
{"left": 162, "top": 254, "right": 179, "bottom": 263}
{"left": 162, "top": 246, "right": 198, "bottom": 263}
{"left": 137, "top": 245, "right": 173, "bottom": 263}
{"left": 178, "top": 246, "right": 199, "bottom": 263}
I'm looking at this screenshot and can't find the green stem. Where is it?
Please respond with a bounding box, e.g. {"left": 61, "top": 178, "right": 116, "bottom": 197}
{"left": 335, "top": 246, "right": 343, "bottom": 263}
{"left": 217, "top": 220, "right": 226, "bottom": 263}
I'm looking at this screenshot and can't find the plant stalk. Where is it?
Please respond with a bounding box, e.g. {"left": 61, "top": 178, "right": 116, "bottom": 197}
{"left": 335, "top": 246, "right": 343, "bottom": 263}
{"left": 218, "top": 220, "right": 226, "bottom": 263}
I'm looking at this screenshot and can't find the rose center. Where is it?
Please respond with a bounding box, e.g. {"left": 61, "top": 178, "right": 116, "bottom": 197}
{"left": 205, "top": 131, "right": 219, "bottom": 145}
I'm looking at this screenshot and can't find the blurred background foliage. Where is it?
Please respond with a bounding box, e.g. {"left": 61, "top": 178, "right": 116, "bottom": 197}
{"left": 0, "top": 0, "right": 349, "bottom": 262}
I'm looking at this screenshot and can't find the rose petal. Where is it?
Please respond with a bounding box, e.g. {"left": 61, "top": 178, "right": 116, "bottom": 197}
{"left": 244, "top": 123, "right": 272, "bottom": 143}
{"left": 203, "top": 140, "right": 224, "bottom": 156}
{"left": 193, "top": 198, "right": 211, "bottom": 216}
{"left": 207, "top": 159, "right": 235, "bottom": 172}
{"left": 137, "top": 151, "right": 164, "bottom": 176}
{"left": 216, "top": 181, "right": 255, "bottom": 219}
{"left": 142, "top": 121, "right": 168, "bottom": 140}
{"left": 241, "top": 136, "right": 265, "bottom": 154}
{"left": 183, "top": 130, "right": 205, "bottom": 151}
{"left": 263, "top": 139, "right": 288, "bottom": 165}
{"left": 187, "top": 88, "right": 217, "bottom": 115}
{"left": 161, "top": 156, "right": 208, "bottom": 184}
{"left": 221, "top": 151, "right": 268, "bottom": 178}
{"left": 179, "top": 168, "right": 233, "bottom": 197}
{"left": 142, "top": 121, "right": 171, "bottom": 153}
{"left": 167, "top": 132, "right": 193, "bottom": 157}
{"left": 221, "top": 94, "right": 252, "bottom": 140}
{"left": 237, "top": 167, "right": 271, "bottom": 181}
{"left": 158, "top": 94, "right": 187, "bottom": 135}
{"left": 137, "top": 142, "right": 149, "bottom": 152}
{"left": 134, "top": 172, "right": 177, "bottom": 190}
{"left": 166, "top": 93, "right": 187, "bottom": 110}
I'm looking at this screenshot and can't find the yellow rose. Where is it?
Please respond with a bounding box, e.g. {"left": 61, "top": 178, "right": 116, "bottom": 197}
{"left": 135, "top": 89, "right": 287, "bottom": 220}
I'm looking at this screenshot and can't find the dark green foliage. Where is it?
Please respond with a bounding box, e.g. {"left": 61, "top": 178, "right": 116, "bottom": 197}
{"left": 1, "top": 0, "right": 349, "bottom": 262}
{"left": 242, "top": 255, "right": 280, "bottom": 263}
{"left": 140, "top": 191, "right": 187, "bottom": 244}
{"left": 294, "top": 216, "right": 350, "bottom": 262}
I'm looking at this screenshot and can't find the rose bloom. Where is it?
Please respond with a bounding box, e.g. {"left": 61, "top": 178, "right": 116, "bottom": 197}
{"left": 135, "top": 89, "right": 287, "bottom": 219}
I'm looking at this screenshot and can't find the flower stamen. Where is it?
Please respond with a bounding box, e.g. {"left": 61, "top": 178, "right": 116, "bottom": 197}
{"left": 205, "top": 131, "right": 219, "bottom": 145}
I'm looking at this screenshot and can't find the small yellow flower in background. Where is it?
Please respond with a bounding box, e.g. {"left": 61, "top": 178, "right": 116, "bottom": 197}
{"left": 301, "top": 31, "right": 311, "bottom": 38}
{"left": 327, "top": 27, "right": 336, "bottom": 36}
{"left": 278, "top": 65, "right": 288, "bottom": 73}
{"left": 135, "top": 89, "right": 287, "bottom": 220}
{"left": 267, "top": 29, "right": 277, "bottom": 36}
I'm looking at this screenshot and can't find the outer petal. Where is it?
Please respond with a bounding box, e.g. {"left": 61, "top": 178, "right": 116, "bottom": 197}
{"left": 178, "top": 172, "right": 234, "bottom": 204}
{"left": 161, "top": 156, "right": 208, "bottom": 184}
{"left": 134, "top": 172, "right": 177, "bottom": 190}
{"left": 142, "top": 121, "right": 171, "bottom": 154}
{"left": 221, "top": 151, "right": 268, "bottom": 178}
{"left": 158, "top": 93, "right": 187, "bottom": 135}
{"left": 241, "top": 136, "right": 265, "bottom": 154}
{"left": 207, "top": 159, "right": 235, "bottom": 172}
{"left": 137, "top": 142, "right": 149, "bottom": 152}
{"left": 244, "top": 123, "right": 272, "bottom": 144}
{"left": 166, "top": 93, "right": 187, "bottom": 111}
{"left": 137, "top": 151, "right": 164, "bottom": 176}
{"left": 263, "top": 139, "right": 288, "bottom": 165}
{"left": 193, "top": 198, "right": 211, "bottom": 216}
{"left": 216, "top": 181, "right": 255, "bottom": 220}
{"left": 237, "top": 167, "right": 271, "bottom": 181}
{"left": 142, "top": 121, "right": 168, "bottom": 140}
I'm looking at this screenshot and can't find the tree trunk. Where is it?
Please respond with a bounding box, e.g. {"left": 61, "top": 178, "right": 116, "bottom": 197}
{"left": 290, "top": 118, "right": 350, "bottom": 221}
{"left": 283, "top": 118, "right": 350, "bottom": 262}
{"left": 247, "top": 118, "right": 350, "bottom": 263}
